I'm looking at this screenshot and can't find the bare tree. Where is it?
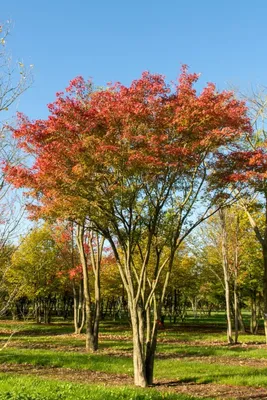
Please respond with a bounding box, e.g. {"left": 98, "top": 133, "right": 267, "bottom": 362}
{"left": 0, "top": 20, "right": 32, "bottom": 314}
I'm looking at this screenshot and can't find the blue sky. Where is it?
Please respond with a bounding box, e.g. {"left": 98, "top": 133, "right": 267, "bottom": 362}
{"left": 2, "top": 0, "right": 267, "bottom": 120}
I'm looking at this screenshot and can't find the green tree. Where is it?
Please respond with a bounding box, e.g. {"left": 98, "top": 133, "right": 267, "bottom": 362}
{"left": 9, "top": 225, "right": 62, "bottom": 323}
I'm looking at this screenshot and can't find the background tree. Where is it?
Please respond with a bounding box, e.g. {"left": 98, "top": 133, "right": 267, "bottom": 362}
{"left": 8, "top": 225, "right": 65, "bottom": 323}
{"left": 211, "top": 88, "right": 267, "bottom": 342}
{"left": 191, "top": 206, "right": 263, "bottom": 339}
{"left": 0, "top": 21, "right": 33, "bottom": 314}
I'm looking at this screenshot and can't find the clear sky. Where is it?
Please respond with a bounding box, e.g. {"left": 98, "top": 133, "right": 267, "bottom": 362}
{"left": 2, "top": 0, "right": 267, "bottom": 120}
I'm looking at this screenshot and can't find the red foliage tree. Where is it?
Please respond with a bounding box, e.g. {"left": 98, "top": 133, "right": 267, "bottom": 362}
{"left": 5, "top": 66, "right": 251, "bottom": 386}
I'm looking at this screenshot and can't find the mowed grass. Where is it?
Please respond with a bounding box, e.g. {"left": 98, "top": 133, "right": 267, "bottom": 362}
{"left": 0, "top": 374, "right": 209, "bottom": 400}
{"left": 0, "top": 313, "right": 266, "bottom": 398}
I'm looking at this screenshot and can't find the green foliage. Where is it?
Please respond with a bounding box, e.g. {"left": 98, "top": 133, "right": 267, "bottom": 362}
{"left": 189, "top": 206, "right": 263, "bottom": 307}
{"left": 8, "top": 224, "right": 67, "bottom": 300}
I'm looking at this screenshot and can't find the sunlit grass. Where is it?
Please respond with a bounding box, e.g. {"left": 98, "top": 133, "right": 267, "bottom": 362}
{"left": 0, "top": 348, "right": 133, "bottom": 374}
{"left": 155, "top": 359, "right": 267, "bottom": 386}
{"left": 0, "top": 374, "right": 209, "bottom": 400}
{"left": 0, "top": 313, "right": 266, "bottom": 396}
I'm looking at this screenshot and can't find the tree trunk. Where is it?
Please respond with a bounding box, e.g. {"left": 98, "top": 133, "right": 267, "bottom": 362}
{"left": 263, "top": 247, "right": 267, "bottom": 343}
{"left": 77, "top": 224, "right": 96, "bottom": 351}
{"left": 73, "top": 286, "right": 78, "bottom": 333}
{"left": 93, "top": 262, "right": 101, "bottom": 349}
{"left": 35, "top": 299, "right": 41, "bottom": 324}
{"left": 89, "top": 232, "right": 103, "bottom": 351}
{"left": 44, "top": 302, "right": 48, "bottom": 324}
{"left": 237, "top": 304, "right": 246, "bottom": 333}
{"left": 130, "top": 306, "right": 147, "bottom": 387}
{"left": 73, "top": 280, "right": 85, "bottom": 334}
{"left": 219, "top": 209, "right": 234, "bottom": 344}
{"left": 233, "top": 280, "right": 239, "bottom": 343}
{"left": 244, "top": 201, "right": 267, "bottom": 343}
{"left": 145, "top": 321, "right": 157, "bottom": 385}
{"left": 250, "top": 290, "right": 258, "bottom": 334}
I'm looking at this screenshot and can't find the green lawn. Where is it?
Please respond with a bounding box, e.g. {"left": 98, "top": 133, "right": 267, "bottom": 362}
{"left": 0, "top": 374, "right": 208, "bottom": 400}
{"left": 0, "top": 313, "right": 265, "bottom": 399}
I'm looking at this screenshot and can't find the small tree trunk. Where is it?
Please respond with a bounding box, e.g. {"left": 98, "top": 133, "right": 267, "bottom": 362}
{"left": 93, "top": 264, "right": 101, "bottom": 349}
{"left": 263, "top": 248, "right": 267, "bottom": 343}
{"left": 237, "top": 305, "right": 246, "bottom": 333}
{"left": 219, "top": 209, "right": 233, "bottom": 344}
{"left": 245, "top": 200, "right": 267, "bottom": 343}
{"left": 89, "top": 233, "right": 104, "bottom": 350}
{"left": 35, "top": 300, "right": 41, "bottom": 324}
{"left": 190, "top": 297, "right": 198, "bottom": 318}
{"left": 43, "top": 302, "right": 48, "bottom": 324}
{"left": 250, "top": 291, "right": 258, "bottom": 334}
{"left": 77, "top": 224, "right": 96, "bottom": 352}
{"left": 145, "top": 321, "right": 157, "bottom": 385}
{"left": 73, "top": 285, "right": 79, "bottom": 333}
{"left": 234, "top": 215, "right": 245, "bottom": 343}
{"left": 73, "top": 280, "right": 85, "bottom": 334}
{"left": 225, "top": 280, "right": 233, "bottom": 343}
{"left": 233, "top": 280, "right": 239, "bottom": 343}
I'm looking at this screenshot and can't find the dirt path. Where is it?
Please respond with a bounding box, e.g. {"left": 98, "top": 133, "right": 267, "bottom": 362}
{"left": 157, "top": 381, "right": 267, "bottom": 400}
{"left": 1, "top": 363, "right": 267, "bottom": 400}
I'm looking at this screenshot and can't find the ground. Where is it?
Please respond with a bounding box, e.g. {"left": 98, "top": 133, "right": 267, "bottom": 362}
{"left": 0, "top": 314, "right": 267, "bottom": 399}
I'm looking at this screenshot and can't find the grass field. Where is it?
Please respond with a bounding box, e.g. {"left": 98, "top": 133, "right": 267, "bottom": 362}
{"left": 0, "top": 314, "right": 266, "bottom": 399}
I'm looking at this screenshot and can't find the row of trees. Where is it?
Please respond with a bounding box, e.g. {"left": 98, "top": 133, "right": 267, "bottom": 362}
{"left": 2, "top": 209, "right": 262, "bottom": 330}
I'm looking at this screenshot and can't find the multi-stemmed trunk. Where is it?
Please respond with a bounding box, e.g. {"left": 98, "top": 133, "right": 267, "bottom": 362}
{"left": 128, "top": 301, "right": 159, "bottom": 387}
{"left": 77, "top": 224, "right": 97, "bottom": 351}
{"left": 76, "top": 223, "right": 103, "bottom": 352}
{"left": 125, "top": 257, "right": 172, "bottom": 387}
{"left": 89, "top": 231, "right": 104, "bottom": 351}
{"left": 130, "top": 305, "right": 147, "bottom": 387}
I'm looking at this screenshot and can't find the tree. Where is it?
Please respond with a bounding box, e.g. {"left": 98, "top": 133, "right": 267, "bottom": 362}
{"left": 193, "top": 206, "right": 264, "bottom": 339}
{"left": 0, "top": 21, "right": 32, "bottom": 117}
{"left": 9, "top": 225, "right": 62, "bottom": 323}
{"left": 5, "top": 67, "right": 251, "bottom": 386}
{"left": 211, "top": 88, "right": 267, "bottom": 342}
{"left": 50, "top": 222, "right": 84, "bottom": 332}
{"left": 76, "top": 222, "right": 104, "bottom": 350}
{"left": 0, "top": 21, "right": 33, "bottom": 314}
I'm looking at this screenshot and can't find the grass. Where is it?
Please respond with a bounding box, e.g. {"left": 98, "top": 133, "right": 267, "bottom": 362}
{"left": 155, "top": 359, "right": 267, "bottom": 386}
{"left": 0, "top": 313, "right": 266, "bottom": 398}
{"left": 0, "top": 374, "right": 209, "bottom": 400}
{"left": 157, "top": 341, "right": 267, "bottom": 358}
{"left": 0, "top": 348, "right": 133, "bottom": 373}
{"left": 1, "top": 346, "right": 267, "bottom": 387}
